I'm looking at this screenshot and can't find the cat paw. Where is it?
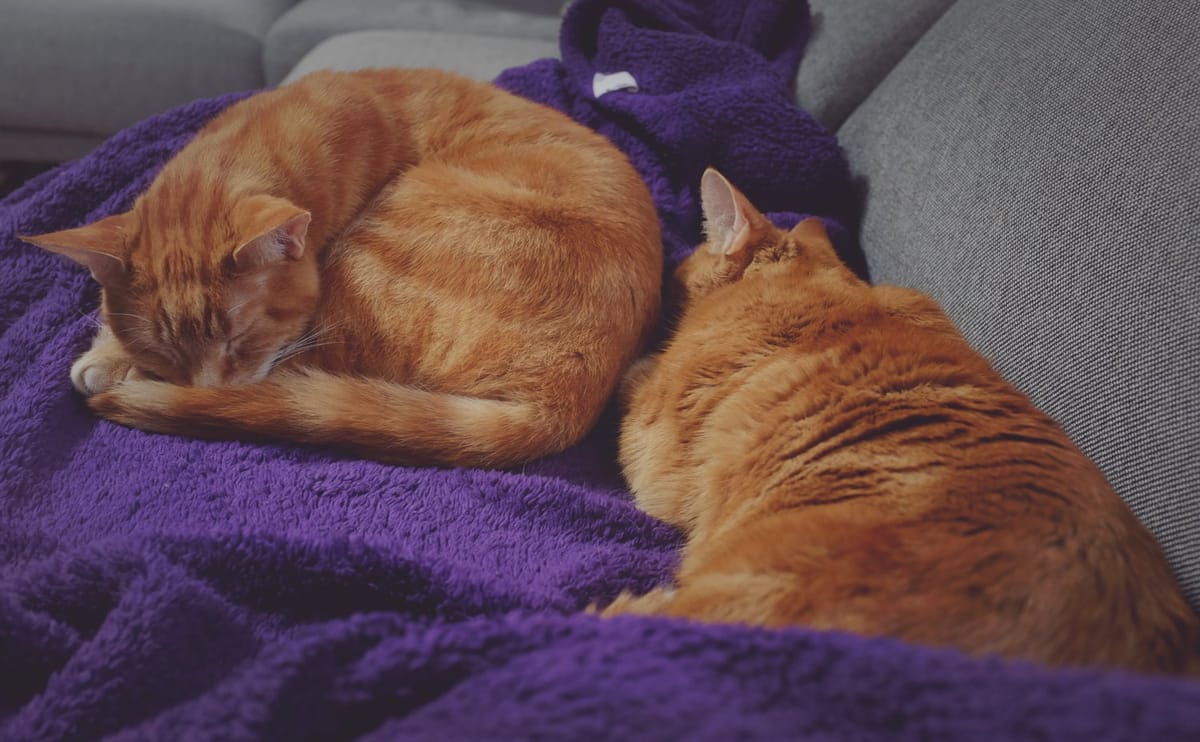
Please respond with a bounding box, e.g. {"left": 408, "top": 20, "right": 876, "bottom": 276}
{"left": 596, "top": 587, "right": 677, "bottom": 617}
{"left": 70, "top": 351, "right": 140, "bottom": 397}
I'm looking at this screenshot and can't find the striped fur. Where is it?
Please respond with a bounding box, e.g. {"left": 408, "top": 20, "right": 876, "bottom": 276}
{"left": 24, "top": 69, "right": 662, "bottom": 468}
{"left": 607, "top": 169, "right": 1200, "bottom": 674}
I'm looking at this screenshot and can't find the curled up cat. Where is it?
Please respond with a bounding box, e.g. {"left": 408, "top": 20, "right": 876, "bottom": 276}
{"left": 604, "top": 168, "right": 1200, "bottom": 675}
{"left": 23, "top": 69, "right": 662, "bottom": 468}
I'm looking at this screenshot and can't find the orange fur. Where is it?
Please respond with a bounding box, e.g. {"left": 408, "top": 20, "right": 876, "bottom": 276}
{"left": 24, "top": 69, "right": 662, "bottom": 468}
{"left": 607, "top": 168, "right": 1200, "bottom": 674}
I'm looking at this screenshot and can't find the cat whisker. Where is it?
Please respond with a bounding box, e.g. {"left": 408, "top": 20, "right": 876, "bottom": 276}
{"left": 287, "top": 325, "right": 332, "bottom": 349}
{"left": 271, "top": 339, "right": 343, "bottom": 368}
{"left": 273, "top": 321, "right": 346, "bottom": 360}
{"left": 280, "top": 339, "right": 342, "bottom": 356}
{"left": 280, "top": 333, "right": 326, "bottom": 355}
{"left": 105, "top": 311, "right": 153, "bottom": 329}
{"left": 75, "top": 310, "right": 104, "bottom": 329}
{"left": 300, "top": 321, "right": 345, "bottom": 342}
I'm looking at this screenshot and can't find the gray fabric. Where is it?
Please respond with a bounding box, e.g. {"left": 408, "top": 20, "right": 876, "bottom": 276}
{"left": 794, "top": 0, "right": 957, "bottom": 130}
{"left": 264, "top": 0, "right": 564, "bottom": 84}
{"left": 283, "top": 30, "right": 559, "bottom": 85}
{"left": 837, "top": 0, "right": 1200, "bottom": 608}
{"left": 0, "top": 127, "right": 105, "bottom": 163}
{"left": 0, "top": 0, "right": 296, "bottom": 137}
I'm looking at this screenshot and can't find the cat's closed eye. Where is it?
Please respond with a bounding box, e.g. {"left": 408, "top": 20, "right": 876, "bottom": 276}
{"left": 224, "top": 332, "right": 242, "bottom": 353}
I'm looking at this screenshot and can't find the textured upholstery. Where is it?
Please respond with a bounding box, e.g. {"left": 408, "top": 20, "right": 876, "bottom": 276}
{"left": 0, "top": 0, "right": 296, "bottom": 157}
{"left": 0, "top": 128, "right": 105, "bottom": 164}
{"left": 795, "top": 0, "right": 957, "bottom": 129}
{"left": 837, "top": 0, "right": 1200, "bottom": 606}
{"left": 264, "top": 0, "right": 563, "bottom": 84}
{"left": 283, "top": 30, "right": 559, "bottom": 85}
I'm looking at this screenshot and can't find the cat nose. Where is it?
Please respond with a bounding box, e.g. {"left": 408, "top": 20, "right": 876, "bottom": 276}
{"left": 192, "top": 362, "right": 222, "bottom": 388}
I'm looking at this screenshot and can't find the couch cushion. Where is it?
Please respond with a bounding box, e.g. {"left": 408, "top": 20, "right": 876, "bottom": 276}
{"left": 283, "top": 30, "right": 559, "bottom": 85}
{"left": 264, "top": 0, "right": 564, "bottom": 84}
{"left": 837, "top": 0, "right": 1200, "bottom": 606}
{"left": 0, "top": 0, "right": 296, "bottom": 139}
{"left": 793, "top": 0, "right": 957, "bottom": 130}
{"left": 0, "top": 127, "right": 105, "bottom": 163}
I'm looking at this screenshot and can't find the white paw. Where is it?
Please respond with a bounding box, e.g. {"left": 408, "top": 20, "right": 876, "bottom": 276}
{"left": 70, "top": 351, "right": 138, "bottom": 397}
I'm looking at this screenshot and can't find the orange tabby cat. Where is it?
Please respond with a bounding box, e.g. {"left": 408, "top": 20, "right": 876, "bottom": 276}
{"left": 604, "top": 168, "right": 1200, "bottom": 674}
{"left": 24, "top": 69, "right": 662, "bottom": 468}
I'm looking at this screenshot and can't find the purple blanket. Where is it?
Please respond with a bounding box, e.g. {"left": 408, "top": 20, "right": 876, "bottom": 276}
{"left": 2, "top": 1, "right": 1198, "bottom": 739}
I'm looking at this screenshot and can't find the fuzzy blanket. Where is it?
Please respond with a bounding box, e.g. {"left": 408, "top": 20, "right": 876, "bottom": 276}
{"left": 2, "top": 0, "right": 1198, "bottom": 739}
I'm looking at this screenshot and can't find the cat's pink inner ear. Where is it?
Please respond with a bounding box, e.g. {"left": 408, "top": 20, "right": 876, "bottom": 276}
{"left": 20, "top": 213, "right": 131, "bottom": 286}
{"left": 231, "top": 197, "right": 311, "bottom": 272}
{"left": 700, "top": 168, "right": 751, "bottom": 256}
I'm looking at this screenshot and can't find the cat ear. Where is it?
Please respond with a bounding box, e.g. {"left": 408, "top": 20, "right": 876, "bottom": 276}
{"left": 699, "top": 168, "right": 765, "bottom": 256}
{"left": 789, "top": 217, "right": 834, "bottom": 251}
{"left": 231, "top": 195, "right": 311, "bottom": 272}
{"left": 21, "top": 212, "right": 132, "bottom": 286}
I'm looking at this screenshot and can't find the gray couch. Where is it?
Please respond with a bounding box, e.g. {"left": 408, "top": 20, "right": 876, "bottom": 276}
{"left": 0, "top": 0, "right": 563, "bottom": 161}
{"left": 2, "top": 0, "right": 1196, "bottom": 609}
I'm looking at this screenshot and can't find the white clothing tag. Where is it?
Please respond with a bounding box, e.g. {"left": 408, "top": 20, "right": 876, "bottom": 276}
{"left": 592, "top": 71, "right": 639, "bottom": 98}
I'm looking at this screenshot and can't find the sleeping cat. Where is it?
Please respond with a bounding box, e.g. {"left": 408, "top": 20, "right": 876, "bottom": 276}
{"left": 604, "top": 168, "right": 1200, "bottom": 674}
{"left": 23, "top": 69, "right": 662, "bottom": 468}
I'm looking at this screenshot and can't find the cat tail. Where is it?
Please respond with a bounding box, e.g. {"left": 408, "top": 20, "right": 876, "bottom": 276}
{"left": 88, "top": 369, "right": 571, "bottom": 468}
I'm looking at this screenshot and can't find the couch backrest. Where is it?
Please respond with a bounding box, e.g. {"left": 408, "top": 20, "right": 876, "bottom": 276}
{"left": 827, "top": 0, "right": 1200, "bottom": 607}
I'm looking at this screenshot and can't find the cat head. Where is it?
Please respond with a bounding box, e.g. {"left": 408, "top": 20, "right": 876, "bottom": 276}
{"left": 24, "top": 193, "right": 319, "bottom": 387}
{"left": 672, "top": 168, "right": 845, "bottom": 309}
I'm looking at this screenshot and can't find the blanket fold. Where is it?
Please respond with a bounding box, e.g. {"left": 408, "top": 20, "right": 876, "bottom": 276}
{"left": 496, "top": 0, "right": 852, "bottom": 267}
{"left": 2, "top": 0, "right": 1198, "bottom": 739}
